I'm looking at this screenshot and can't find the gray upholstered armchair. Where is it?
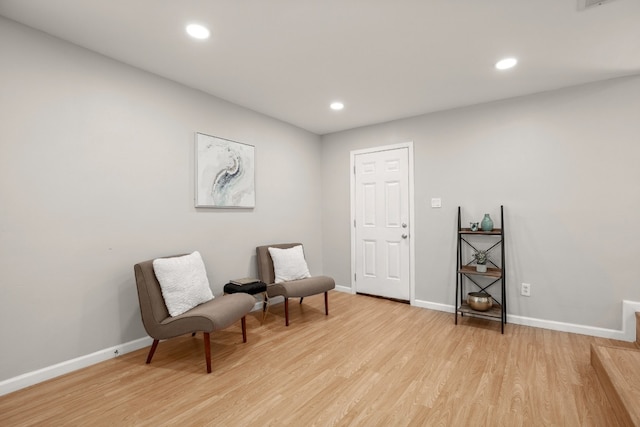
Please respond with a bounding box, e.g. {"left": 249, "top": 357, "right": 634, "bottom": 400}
{"left": 256, "top": 243, "right": 335, "bottom": 326}
{"left": 134, "top": 254, "right": 255, "bottom": 373}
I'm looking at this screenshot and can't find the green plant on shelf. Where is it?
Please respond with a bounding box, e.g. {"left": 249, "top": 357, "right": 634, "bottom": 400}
{"left": 473, "top": 249, "right": 489, "bottom": 265}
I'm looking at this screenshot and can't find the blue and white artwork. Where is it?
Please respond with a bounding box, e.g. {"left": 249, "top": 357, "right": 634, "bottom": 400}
{"left": 195, "top": 133, "right": 255, "bottom": 208}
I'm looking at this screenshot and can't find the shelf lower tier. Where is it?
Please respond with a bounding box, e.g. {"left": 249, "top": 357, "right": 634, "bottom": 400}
{"left": 457, "top": 302, "right": 504, "bottom": 319}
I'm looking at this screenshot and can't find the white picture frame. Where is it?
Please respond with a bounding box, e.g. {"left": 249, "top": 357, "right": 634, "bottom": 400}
{"left": 195, "top": 132, "right": 255, "bottom": 208}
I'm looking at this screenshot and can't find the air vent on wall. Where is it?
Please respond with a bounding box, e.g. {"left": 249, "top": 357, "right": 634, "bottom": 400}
{"left": 578, "top": 0, "right": 619, "bottom": 10}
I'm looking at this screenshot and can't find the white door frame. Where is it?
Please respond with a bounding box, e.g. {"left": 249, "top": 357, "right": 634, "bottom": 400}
{"left": 350, "top": 141, "right": 416, "bottom": 305}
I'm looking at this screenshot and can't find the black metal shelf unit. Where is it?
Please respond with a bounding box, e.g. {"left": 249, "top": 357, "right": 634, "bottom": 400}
{"left": 454, "top": 205, "right": 506, "bottom": 333}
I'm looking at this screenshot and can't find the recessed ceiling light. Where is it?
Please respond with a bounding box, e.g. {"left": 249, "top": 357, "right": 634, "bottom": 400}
{"left": 186, "top": 24, "right": 210, "bottom": 40}
{"left": 495, "top": 58, "right": 518, "bottom": 70}
{"left": 330, "top": 101, "right": 344, "bottom": 111}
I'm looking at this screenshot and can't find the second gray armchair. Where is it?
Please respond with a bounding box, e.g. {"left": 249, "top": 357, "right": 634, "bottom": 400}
{"left": 256, "top": 243, "right": 335, "bottom": 326}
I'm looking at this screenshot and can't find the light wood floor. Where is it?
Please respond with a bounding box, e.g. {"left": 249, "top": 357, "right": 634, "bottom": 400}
{"left": 0, "top": 291, "right": 632, "bottom": 426}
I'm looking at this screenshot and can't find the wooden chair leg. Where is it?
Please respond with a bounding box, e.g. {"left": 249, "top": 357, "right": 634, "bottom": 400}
{"left": 146, "top": 339, "right": 159, "bottom": 364}
{"left": 241, "top": 316, "right": 247, "bottom": 343}
{"left": 204, "top": 332, "right": 211, "bottom": 373}
{"left": 262, "top": 292, "right": 269, "bottom": 323}
{"left": 325, "top": 291, "right": 329, "bottom": 315}
{"left": 285, "top": 297, "right": 289, "bottom": 326}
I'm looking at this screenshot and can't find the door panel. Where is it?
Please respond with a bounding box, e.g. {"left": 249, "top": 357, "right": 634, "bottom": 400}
{"left": 363, "top": 240, "right": 376, "bottom": 276}
{"left": 363, "top": 183, "right": 376, "bottom": 225}
{"left": 354, "top": 147, "right": 410, "bottom": 300}
{"left": 386, "top": 181, "right": 401, "bottom": 225}
{"left": 387, "top": 241, "right": 401, "bottom": 279}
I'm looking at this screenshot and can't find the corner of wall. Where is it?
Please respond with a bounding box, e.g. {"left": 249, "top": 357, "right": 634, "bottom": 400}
{"left": 413, "top": 299, "right": 640, "bottom": 342}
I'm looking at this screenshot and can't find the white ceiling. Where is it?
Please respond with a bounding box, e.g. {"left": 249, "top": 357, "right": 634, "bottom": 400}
{"left": 1, "top": 0, "right": 639, "bottom": 135}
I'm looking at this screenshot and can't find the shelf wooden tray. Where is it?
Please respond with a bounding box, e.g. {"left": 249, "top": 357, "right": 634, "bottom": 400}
{"left": 458, "top": 265, "right": 502, "bottom": 278}
{"left": 459, "top": 228, "right": 502, "bottom": 235}
{"left": 457, "top": 302, "right": 503, "bottom": 319}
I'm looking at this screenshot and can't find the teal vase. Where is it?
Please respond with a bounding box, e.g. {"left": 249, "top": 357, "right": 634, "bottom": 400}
{"left": 481, "top": 214, "right": 494, "bottom": 231}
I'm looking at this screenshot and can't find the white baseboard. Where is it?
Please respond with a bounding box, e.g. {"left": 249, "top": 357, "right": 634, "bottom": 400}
{"left": 0, "top": 336, "right": 153, "bottom": 397}
{"left": 0, "top": 293, "right": 317, "bottom": 396}
{"left": 412, "top": 299, "right": 455, "bottom": 313}
{"left": 334, "top": 284, "right": 354, "bottom": 294}
{"left": 622, "top": 300, "right": 640, "bottom": 342}
{"left": 413, "top": 299, "right": 640, "bottom": 342}
{"left": 3, "top": 297, "right": 636, "bottom": 398}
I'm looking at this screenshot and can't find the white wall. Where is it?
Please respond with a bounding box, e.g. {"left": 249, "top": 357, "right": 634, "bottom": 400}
{"left": 0, "top": 18, "right": 323, "bottom": 381}
{"left": 3, "top": 14, "right": 639, "bottom": 386}
{"left": 322, "top": 74, "right": 640, "bottom": 331}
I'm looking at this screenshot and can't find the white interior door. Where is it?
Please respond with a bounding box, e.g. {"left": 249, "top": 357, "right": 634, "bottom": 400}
{"left": 353, "top": 147, "right": 410, "bottom": 301}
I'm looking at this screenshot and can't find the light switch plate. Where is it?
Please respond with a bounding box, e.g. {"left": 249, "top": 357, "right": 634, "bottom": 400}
{"left": 431, "top": 198, "right": 442, "bottom": 208}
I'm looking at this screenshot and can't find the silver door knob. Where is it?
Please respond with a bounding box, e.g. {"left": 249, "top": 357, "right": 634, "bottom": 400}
{"left": 402, "top": 234, "right": 408, "bottom": 239}
{"left": 402, "top": 223, "right": 407, "bottom": 228}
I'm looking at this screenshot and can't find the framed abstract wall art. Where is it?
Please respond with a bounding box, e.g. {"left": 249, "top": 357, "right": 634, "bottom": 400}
{"left": 195, "top": 132, "right": 255, "bottom": 208}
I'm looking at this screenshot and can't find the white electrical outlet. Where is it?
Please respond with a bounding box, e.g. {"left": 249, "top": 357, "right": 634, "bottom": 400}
{"left": 521, "top": 283, "right": 531, "bottom": 297}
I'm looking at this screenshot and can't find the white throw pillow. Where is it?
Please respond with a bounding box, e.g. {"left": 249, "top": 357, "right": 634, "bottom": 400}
{"left": 268, "top": 245, "right": 311, "bottom": 283}
{"left": 153, "top": 251, "right": 214, "bottom": 317}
